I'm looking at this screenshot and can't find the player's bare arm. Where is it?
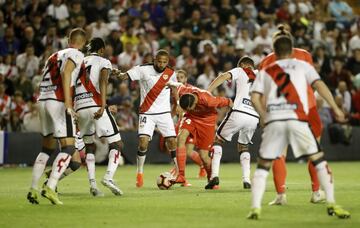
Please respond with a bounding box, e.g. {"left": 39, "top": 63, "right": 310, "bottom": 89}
{"left": 251, "top": 92, "right": 266, "bottom": 127}
{"left": 61, "top": 59, "right": 78, "bottom": 119}
{"left": 207, "top": 72, "right": 231, "bottom": 93}
{"left": 94, "top": 68, "right": 109, "bottom": 120}
{"left": 312, "top": 80, "right": 345, "bottom": 122}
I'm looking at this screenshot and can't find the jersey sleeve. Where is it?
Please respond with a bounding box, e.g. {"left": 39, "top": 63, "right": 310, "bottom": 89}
{"left": 251, "top": 70, "right": 265, "bottom": 94}
{"left": 127, "top": 65, "right": 142, "bottom": 81}
{"left": 304, "top": 63, "right": 321, "bottom": 86}
{"left": 199, "top": 91, "right": 230, "bottom": 108}
{"left": 67, "top": 49, "right": 84, "bottom": 67}
{"left": 102, "top": 59, "right": 113, "bottom": 71}
{"left": 228, "top": 68, "right": 239, "bottom": 81}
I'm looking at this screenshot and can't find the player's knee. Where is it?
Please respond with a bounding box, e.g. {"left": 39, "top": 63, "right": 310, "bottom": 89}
{"left": 309, "top": 152, "right": 325, "bottom": 166}
{"left": 68, "top": 160, "right": 81, "bottom": 171}
{"left": 83, "top": 136, "right": 94, "bottom": 144}
{"left": 42, "top": 147, "right": 53, "bottom": 156}
{"left": 61, "top": 145, "right": 76, "bottom": 155}
{"left": 85, "top": 143, "right": 96, "bottom": 154}
{"left": 109, "top": 141, "right": 121, "bottom": 151}
{"left": 238, "top": 144, "right": 249, "bottom": 153}
{"left": 166, "top": 137, "right": 177, "bottom": 150}
{"left": 257, "top": 158, "right": 272, "bottom": 171}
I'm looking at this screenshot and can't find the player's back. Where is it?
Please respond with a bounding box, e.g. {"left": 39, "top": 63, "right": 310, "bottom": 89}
{"left": 74, "top": 55, "right": 112, "bottom": 111}
{"left": 39, "top": 48, "right": 84, "bottom": 102}
{"left": 229, "top": 67, "right": 259, "bottom": 117}
{"left": 259, "top": 48, "right": 313, "bottom": 70}
{"left": 257, "top": 59, "right": 320, "bottom": 123}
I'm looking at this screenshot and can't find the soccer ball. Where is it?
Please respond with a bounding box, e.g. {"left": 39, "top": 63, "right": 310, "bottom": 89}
{"left": 156, "top": 172, "right": 175, "bottom": 190}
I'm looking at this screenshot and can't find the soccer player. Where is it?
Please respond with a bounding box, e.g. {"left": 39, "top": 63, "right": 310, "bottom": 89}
{"left": 247, "top": 34, "right": 350, "bottom": 219}
{"left": 259, "top": 24, "right": 324, "bottom": 205}
{"left": 167, "top": 81, "right": 233, "bottom": 184}
{"left": 27, "top": 28, "right": 86, "bottom": 205}
{"left": 75, "top": 37, "right": 124, "bottom": 196}
{"left": 206, "top": 56, "right": 259, "bottom": 190}
{"left": 116, "top": 49, "right": 177, "bottom": 188}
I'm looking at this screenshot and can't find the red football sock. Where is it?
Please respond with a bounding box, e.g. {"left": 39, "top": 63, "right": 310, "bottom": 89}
{"left": 189, "top": 151, "right": 204, "bottom": 167}
{"left": 308, "top": 160, "right": 320, "bottom": 192}
{"left": 272, "top": 156, "right": 287, "bottom": 194}
{"left": 176, "top": 146, "right": 186, "bottom": 177}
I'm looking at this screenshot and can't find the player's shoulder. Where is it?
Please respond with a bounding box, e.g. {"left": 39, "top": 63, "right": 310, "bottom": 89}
{"left": 259, "top": 52, "right": 276, "bottom": 69}
{"left": 140, "top": 63, "right": 154, "bottom": 67}
{"left": 63, "top": 48, "right": 84, "bottom": 57}
{"left": 293, "top": 48, "right": 311, "bottom": 57}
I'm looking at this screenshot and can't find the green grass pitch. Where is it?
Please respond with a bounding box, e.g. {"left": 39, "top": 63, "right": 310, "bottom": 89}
{"left": 0, "top": 162, "right": 359, "bottom": 228}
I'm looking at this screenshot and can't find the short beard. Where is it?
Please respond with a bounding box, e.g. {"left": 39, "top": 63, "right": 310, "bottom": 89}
{"left": 154, "top": 64, "right": 165, "bottom": 73}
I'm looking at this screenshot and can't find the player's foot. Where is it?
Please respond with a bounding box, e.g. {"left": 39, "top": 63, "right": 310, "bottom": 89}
{"left": 101, "top": 179, "right": 123, "bottom": 196}
{"left": 136, "top": 173, "right": 144, "bottom": 188}
{"left": 327, "top": 204, "right": 351, "bottom": 219}
{"left": 90, "top": 187, "right": 104, "bottom": 197}
{"left": 198, "top": 167, "right": 207, "bottom": 178}
{"left": 268, "top": 194, "right": 287, "bottom": 206}
{"left": 181, "top": 180, "right": 192, "bottom": 187}
{"left": 174, "top": 175, "right": 186, "bottom": 184}
{"left": 27, "top": 188, "right": 40, "bottom": 204}
{"left": 243, "top": 182, "right": 251, "bottom": 189}
{"left": 310, "top": 190, "right": 326, "bottom": 204}
{"left": 41, "top": 185, "right": 63, "bottom": 205}
{"left": 205, "top": 177, "right": 220, "bottom": 190}
{"left": 247, "top": 208, "right": 261, "bottom": 220}
{"left": 169, "top": 168, "right": 177, "bottom": 176}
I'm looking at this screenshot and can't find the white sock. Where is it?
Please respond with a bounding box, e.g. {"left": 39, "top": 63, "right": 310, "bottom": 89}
{"left": 31, "top": 152, "right": 50, "bottom": 190}
{"left": 103, "top": 149, "right": 120, "bottom": 180}
{"left": 240, "top": 152, "right": 251, "bottom": 183}
{"left": 47, "top": 153, "right": 71, "bottom": 191}
{"left": 211, "top": 145, "right": 222, "bottom": 179}
{"left": 86, "top": 153, "right": 97, "bottom": 188}
{"left": 251, "top": 168, "right": 269, "bottom": 209}
{"left": 315, "top": 161, "right": 335, "bottom": 203}
{"left": 136, "top": 151, "right": 146, "bottom": 174}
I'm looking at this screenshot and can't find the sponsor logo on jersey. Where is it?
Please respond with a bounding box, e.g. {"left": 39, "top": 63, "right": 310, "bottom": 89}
{"left": 242, "top": 98, "right": 253, "bottom": 106}
{"left": 74, "top": 92, "right": 93, "bottom": 101}
{"left": 267, "top": 103, "right": 298, "bottom": 112}
{"left": 40, "top": 85, "right": 57, "bottom": 92}
{"left": 163, "top": 74, "right": 169, "bottom": 80}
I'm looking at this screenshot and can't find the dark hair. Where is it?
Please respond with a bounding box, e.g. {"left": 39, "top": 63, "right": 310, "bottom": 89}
{"left": 69, "top": 28, "right": 86, "bottom": 40}
{"left": 155, "top": 49, "right": 169, "bottom": 58}
{"left": 237, "top": 56, "right": 254, "bottom": 68}
{"left": 87, "top": 37, "right": 106, "bottom": 53}
{"left": 273, "top": 36, "right": 293, "bottom": 57}
{"left": 272, "top": 24, "right": 291, "bottom": 40}
{"left": 179, "top": 94, "right": 195, "bottom": 110}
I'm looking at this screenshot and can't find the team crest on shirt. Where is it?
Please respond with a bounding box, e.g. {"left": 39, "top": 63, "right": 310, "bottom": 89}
{"left": 163, "top": 74, "right": 169, "bottom": 80}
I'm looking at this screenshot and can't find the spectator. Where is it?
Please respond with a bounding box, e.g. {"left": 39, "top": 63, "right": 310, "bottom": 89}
{"left": 0, "top": 83, "right": 11, "bottom": 129}
{"left": 0, "top": 54, "right": 18, "bottom": 80}
{"left": 69, "top": 1, "right": 85, "bottom": 26}
{"left": 0, "top": 10, "right": 7, "bottom": 39}
{"left": 226, "top": 14, "right": 238, "bottom": 39}
{"left": 289, "top": 0, "right": 313, "bottom": 16}
{"left": 345, "top": 48, "right": 360, "bottom": 76}
{"left": 106, "top": 30, "right": 122, "bottom": 56}
{"left": 235, "top": 0, "right": 258, "bottom": 20}
{"left": 196, "top": 63, "right": 215, "bottom": 89}
{"left": 128, "top": 0, "right": 142, "bottom": 18}
{"left": 108, "top": 0, "right": 125, "bottom": 23}
{"left": 89, "top": 16, "right": 110, "bottom": 39}
{"left": 41, "top": 24, "right": 62, "bottom": 52}
{"left": 116, "top": 104, "right": 138, "bottom": 131}
{"left": 19, "top": 26, "right": 44, "bottom": 56}
{"left": 15, "top": 70, "right": 33, "bottom": 101}
{"left": 22, "top": 101, "right": 41, "bottom": 132}
{"left": 0, "top": 68, "right": 14, "bottom": 96}
{"left": 117, "top": 42, "right": 141, "bottom": 72}
{"left": 329, "top": 0, "right": 354, "bottom": 28}
{"left": 313, "top": 45, "right": 332, "bottom": 84}
{"left": 235, "top": 29, "right": 255, "bottom": 55}
{"left": 24, "top": 0, "right": 47, "bottom": 21}
{"left": 31, "top": 13, "right": 46, "bottom": 39}
{"left": 159, "top": 28, "right": 180, "bottom": 57}
{"left": 200, "top": 0, "right": 218, "bottom": 22}
{"left": 328, "top": 57, "right": 353, "bottom": 91}
{"left": 197, "top": 42, "right": 219, "bottom": 72}
{"left": 120, "top": 25, "right": 140, "bottom": 47}
{"left": 46, "top": 0, "right": 70, "bottom": 31}
{"left": 218, "top": 0, "right": 238, "bottom": 23}
{"left": 176, "top": 46, "right": 197, "bottom": 70}
{"left": 11, "top": 90, "right": 28, "bottom": 120}
{"left": 0, "top": 26, "right": 20, "bottom": 56}
{"left": 162, "top": 7, "right": 183, "bottom": 34}
{"left": 16, "top": 44, "right": 40, "bottom": 79}
{"left": 183, "top": 10, "right": 204, "bottom": 55}
{"left": 348, "top": 27, "right": 360, "bottom": 54}
{"left": 257, "top": 0, "right": 276, "bottom": 25}
{"left": 253, "top": 25, "right": 272, "bottom": 55}
{"left": 276, "top": 0, "right": 291, "bottom": 24}
{"left": 142, "top": 0, "right": 166, "bottom": 27}
{"left": 316, "top": 95, "right": 333, "bottom": 127}
{"left": 205, "top": 12, "right": 221, "bottom": 37}
{"left": 237, "top": 8, "right": 259, "bottom": 39}
{"left": 335, "top": 81, "right": 351, "bottom": 113}
{"left": 85, "top": 0, "right": 108, "bottom": 23}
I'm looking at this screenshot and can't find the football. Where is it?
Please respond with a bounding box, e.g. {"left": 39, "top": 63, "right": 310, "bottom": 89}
{"left": 156, "top": 172, "right": 175, "bottom": 190}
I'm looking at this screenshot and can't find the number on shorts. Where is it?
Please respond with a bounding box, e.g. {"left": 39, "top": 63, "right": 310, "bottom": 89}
{"left": 140, "top": 116, "right": 147, "bottom": 124}
{"left": 275, "top": 72, "right": 290, "bottom": 98}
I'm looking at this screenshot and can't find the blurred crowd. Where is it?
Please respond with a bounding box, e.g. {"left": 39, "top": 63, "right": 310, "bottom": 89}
{"left": 0, "top": 0, "right": 359, "bottom": 133}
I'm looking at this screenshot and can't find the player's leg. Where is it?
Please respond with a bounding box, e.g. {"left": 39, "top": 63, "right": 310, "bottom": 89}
{"left": 27, "top": 101, "right": 55, "bottom": 204}
{"left": 269, "top": 147, "right": 288, "bottom": 205}
{"left": 175, "top": 128, "right": 191, "bottom": 183}
{"left": 238, "top": 143, "right": 251, "bottom": 189}
{"left": 165, "top": 136, "right": 178, "bottom": 172}
{"left": 205, "top": 137, "right": 223, "bottom": 189}
{"left": 185, "top": 141, "right": 205, "bottom": 178}
{"left": 290, "top": 121, "right": 349, "bottom": 219}
{"left": 136, "top": 114, "right": 156, "bottom": 187}
{"left": 248, "top": 121, "right": 287, "bottom": 219}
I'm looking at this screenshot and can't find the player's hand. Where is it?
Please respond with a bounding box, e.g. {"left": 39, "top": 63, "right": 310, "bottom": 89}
{"left": 228, "top": 99, "right": 234, "bottom": 108}
{"left": 66, "top": 107, "right": 79, "bottom": 122}
{"left": 176, "top": 105, "right": 184, "bottom": 116}
{"left": 108, "top": 105, "right": 118, "bottom": 115}
{"left": 334, "top": 107, "right": 346, "bottom": 123}
{"left": 94, "top": 107, "right": 105, "bottom": 120}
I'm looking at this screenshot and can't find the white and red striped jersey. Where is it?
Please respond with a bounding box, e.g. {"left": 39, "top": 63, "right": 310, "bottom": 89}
{"left": 38, "top": 48, "right": 84, "bottom": 102}
{"left": 74, "top": 54, "right": 112, "bottom": 111}
{"left": 0, "top": 95, "right": 11, "bottom": 116}
{"left": 127, "top": 64, "right": 176, "bottom": 114}
{"left": 228, "top": 67, "right": 259, "bottom": 118}
{"left": 252, "top": 59, "right": 320, "bottom": 123}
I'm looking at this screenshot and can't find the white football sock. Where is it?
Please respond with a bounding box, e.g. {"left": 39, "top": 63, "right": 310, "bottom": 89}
{"left": 240, "top": 152, "right": 251, "bottom": 183}
{"left": 103, "top": 149, "right": 120, "bottom": 180}
{"left": 47, "top": 153, "right": 71, "bottom": 191}
{"left": 211, "top": 145, "right": 222, "bottom": 179}
{"left": 251, "top": 168, "right": 269, "bottom": 209}
{"left": 136, "top": 151, "right": 146, "bottom": 174}
{"left": 315, "top": 161, "right": 335, "bottom": 203}
{"left": 31, "top": 152, "right": 50, "bottom": 190}
{"left": 86, "top": 153, "right": 97, "bottom": 188}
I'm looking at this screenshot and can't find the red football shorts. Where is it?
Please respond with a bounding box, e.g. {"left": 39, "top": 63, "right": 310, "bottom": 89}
{"left": 180, "top": 117, "right": 215, "bottom": 150}
{"left": 308, "top": 106, "right": 323, "bottom": 138}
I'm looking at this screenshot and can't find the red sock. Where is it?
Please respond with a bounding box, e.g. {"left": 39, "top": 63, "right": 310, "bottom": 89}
{"left": 308, "top": 160, "right": 320, "bottom": 192}
{"left": 189, "top": 151, "right": 204, "bottom": 167}
{"left": 272, "top": 156, "right": 287, "bottom": 194}
{"left": 176, "top": 146, "right": 186, "bottom": 177}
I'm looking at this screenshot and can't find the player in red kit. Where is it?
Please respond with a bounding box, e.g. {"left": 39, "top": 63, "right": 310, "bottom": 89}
{"left": 167, "top": 81, "right": 233, "bottom": 184}
{"left": 259, "top": 25, "right": 324, "bottom": 205}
